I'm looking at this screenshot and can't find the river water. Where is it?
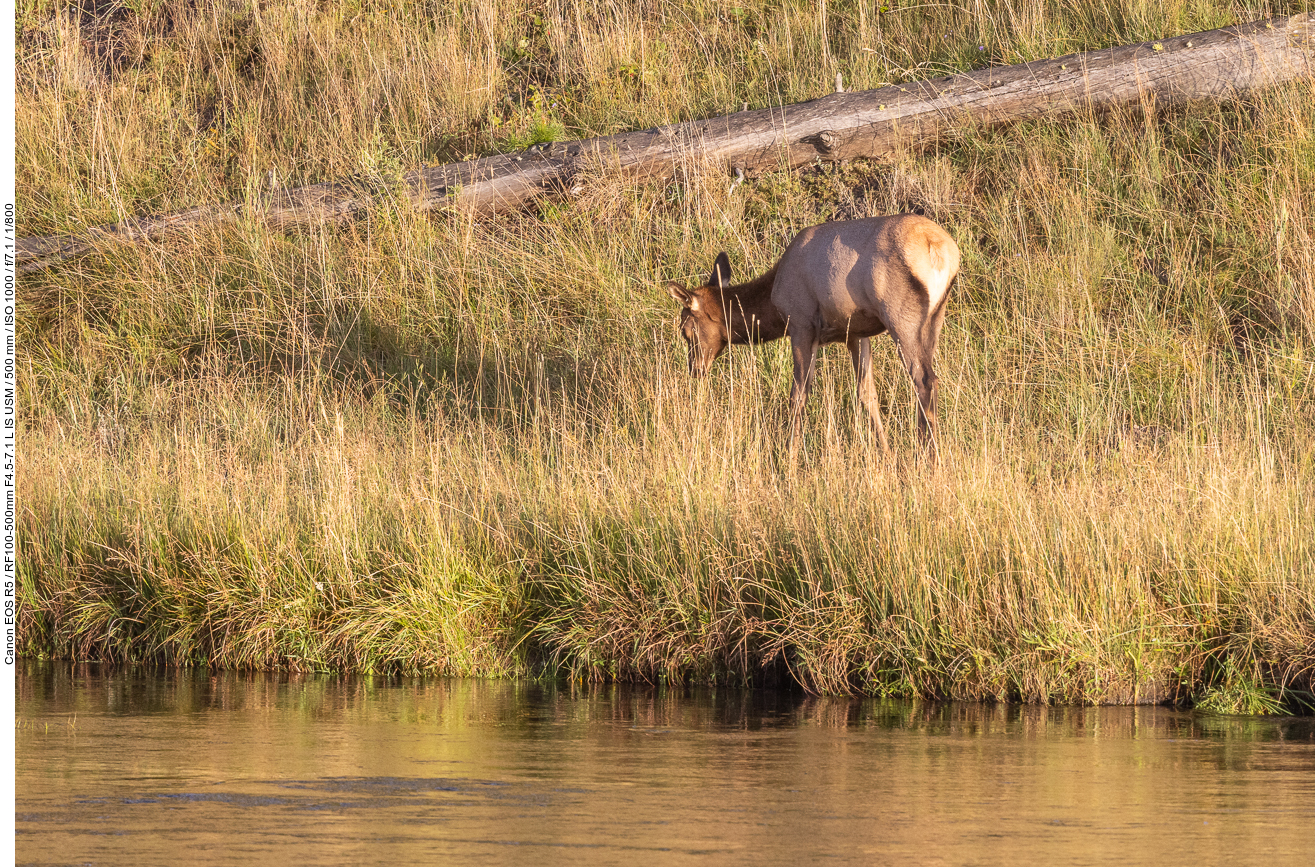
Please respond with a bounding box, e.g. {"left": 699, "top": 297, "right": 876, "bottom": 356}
{"left": 15, "top": 662, "right": 1315, "bottom": 865}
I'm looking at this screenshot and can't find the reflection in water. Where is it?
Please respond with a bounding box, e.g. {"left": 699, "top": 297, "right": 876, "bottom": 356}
{"left": 16, "top": 662, "right": 1315, "bottom": 866}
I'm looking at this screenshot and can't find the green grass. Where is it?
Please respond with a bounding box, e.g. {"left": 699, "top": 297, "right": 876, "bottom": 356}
{"left": 15, "top": 0, "right": 1315, "bottom": 710}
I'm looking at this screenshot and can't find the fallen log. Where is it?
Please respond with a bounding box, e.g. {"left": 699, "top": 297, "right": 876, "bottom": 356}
{"left": 17, "top": 12, "right": 1314, "bottom": 275}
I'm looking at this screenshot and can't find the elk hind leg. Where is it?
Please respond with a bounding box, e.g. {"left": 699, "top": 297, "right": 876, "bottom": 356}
{"left": 889, "top": 330, "right": 939, "bottom": 453}
{"left": 914, "top": 291, "right": 951, "bottom": 453}
{"left": 912, "top": 354, "right": 939, "bottom": 450}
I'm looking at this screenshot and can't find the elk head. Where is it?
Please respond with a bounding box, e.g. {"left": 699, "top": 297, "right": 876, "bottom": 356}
{"left": 667, "top": 252, "right": 732, "bottom": 378}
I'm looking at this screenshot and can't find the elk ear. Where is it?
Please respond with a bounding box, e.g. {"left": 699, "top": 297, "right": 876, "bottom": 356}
{"left": 709, "top": 252, "right": 731, "bottom": 292}
{"left": 666, "top": 282, "right": 693, "bottom": 305}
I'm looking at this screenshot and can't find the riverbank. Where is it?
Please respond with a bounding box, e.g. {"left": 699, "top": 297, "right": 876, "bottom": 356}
{"left": 16, "top": 1, "right": 1315, "bottom": 712}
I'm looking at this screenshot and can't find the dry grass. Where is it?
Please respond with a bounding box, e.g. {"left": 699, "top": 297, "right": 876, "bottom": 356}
{"left": 15, "top": 0, "right": 1315, "bottom": 710}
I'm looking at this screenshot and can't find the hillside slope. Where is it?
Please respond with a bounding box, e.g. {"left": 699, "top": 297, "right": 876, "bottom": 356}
{"left": 15, "top": 1, "right": 1315, "bottom": 711}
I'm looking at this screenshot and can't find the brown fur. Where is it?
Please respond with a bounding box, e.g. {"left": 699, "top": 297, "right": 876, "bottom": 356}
{"left": 666, "top": 214, "right": 960, "bottom": 453}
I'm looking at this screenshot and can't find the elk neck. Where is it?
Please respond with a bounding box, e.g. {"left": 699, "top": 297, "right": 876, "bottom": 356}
{"left": 717, "top": 265, "right": 787, "bottom": 345}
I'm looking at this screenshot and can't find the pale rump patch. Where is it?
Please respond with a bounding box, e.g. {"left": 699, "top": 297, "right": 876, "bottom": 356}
{"left": 906, "top": 226, "right": 959, "bottom": 313}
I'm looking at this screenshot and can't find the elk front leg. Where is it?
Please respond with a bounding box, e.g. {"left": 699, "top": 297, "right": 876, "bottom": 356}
{"left": 848, "top": 336, "right": 890, "bottom": 454}
{"left": 787, "top": 326, "right": 819, "bottom": 444}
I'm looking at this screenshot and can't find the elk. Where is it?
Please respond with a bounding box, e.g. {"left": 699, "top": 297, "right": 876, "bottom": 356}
{"left": 666, "top": 214, "right": 959, "bottom": 453}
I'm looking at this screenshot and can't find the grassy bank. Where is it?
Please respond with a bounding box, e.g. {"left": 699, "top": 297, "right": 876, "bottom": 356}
{"left": 16, "top": 1, "right": 1315, "bottom": 711}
